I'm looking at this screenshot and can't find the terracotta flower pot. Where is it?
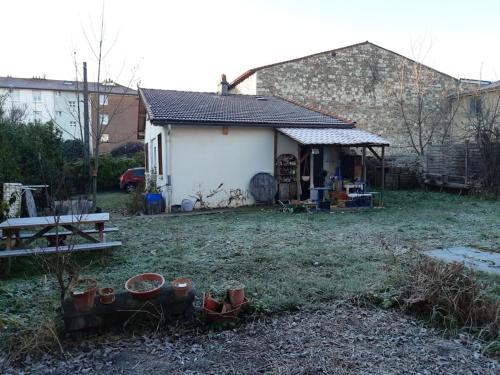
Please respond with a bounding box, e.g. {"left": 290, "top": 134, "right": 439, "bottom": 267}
{"left": 70, "top": 278, "right": 98, "bottom": 312}
{"left": 203, "top": 292, "right": 221, "bottom": 312}
{"left": 227, "top": 282, "right": 245, "bottom": 307}
{"left": 98, "top": 287, "right": 115, "bottom": 304}
{"left": 171, "top": 278, "right": 193, "bottom": 299}
{"left": 125, "top": 273, "right": 165, "bottom": 300}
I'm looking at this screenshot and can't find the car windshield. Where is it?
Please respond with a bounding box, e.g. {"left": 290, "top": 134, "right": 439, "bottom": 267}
{"left": 133, "top": 169, "right": 145, "bottom": 177}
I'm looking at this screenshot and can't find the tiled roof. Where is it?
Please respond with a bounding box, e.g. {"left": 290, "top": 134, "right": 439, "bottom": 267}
{"left": 278, "top": 128, "right": 389, "bottom": 146}
{"left": 139, "top": 88, "right": 354, "bottom": 127}
{"left": 0, "top": 76, "right": 137, "bottom": 95}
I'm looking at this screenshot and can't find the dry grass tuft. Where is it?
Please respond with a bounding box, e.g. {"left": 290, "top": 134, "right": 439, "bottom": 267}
{"left": 6, "top": 319, "right": 64, "bottom": 363}
{"left": 403, "top": 257, "right": 499, "bottom": 340}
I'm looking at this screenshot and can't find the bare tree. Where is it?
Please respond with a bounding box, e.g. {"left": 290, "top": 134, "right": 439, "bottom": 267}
{"left": 80, "top": 5, "right": 140, "bottom": 208}
{"left": 391, "top": 42, "right": 460, "bottom": 173}
{"left": 463, "top": 87, "right": 500, "bottom": 197}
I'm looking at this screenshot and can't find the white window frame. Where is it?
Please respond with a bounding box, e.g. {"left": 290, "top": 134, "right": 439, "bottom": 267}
{"left": 100, "top": 114, "right": 109, "bottom": 126}
{"left": 68, "top": 101, "right": 76, "bottom": 109}
{"left": 33, "top": 111, "right": 42, "bottom": 122}
{"left": 99, "top": 94, "right": 108, "bottom": 106}
{"left": 100, "top": 133, "right": 110, "bottom": 143}
{"left": 32, "top": 90, "right": 42, "bottom": 102}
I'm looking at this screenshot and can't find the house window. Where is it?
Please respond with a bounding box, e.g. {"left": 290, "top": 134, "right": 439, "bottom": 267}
{"left": 99, "top": 95, "right": 108, "bottom": 106}
{"left": 100, "top": 114, "right": 109, "bottom": 125}
{"left": 68, "top": 101, "right": 76, "bottom": 109}
{"left": 70, "top": 120, "right": 77, "bottom": 127}
{"left": 32, "top": 90, "right": 42, "bottom": 102}
{"left": 469, "top": 96, "right": 482, "bottom": 117}
{"left": 152, "top": 144, "right": 157, "bottom": 173}
{"left": 9, "top": 90, "right": 20, "bottom": 102}
{"left": 33, "top": 111, "right": 42, "bottom": 122}
{"left": 157, "top": 133, "right": 163, "bottom": 175}
{"left": 100, "top": 133, "right": 110, "bottom": 143}
{"left": 56, "top": 111, "right": 62, "bottom": 117}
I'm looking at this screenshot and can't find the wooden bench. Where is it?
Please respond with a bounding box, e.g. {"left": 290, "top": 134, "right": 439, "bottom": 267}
{"left": 0, "top": 241, "right": 122, "bottom": 258}
{"left": 1, "top": 227, "right": 119, "bottom": 240}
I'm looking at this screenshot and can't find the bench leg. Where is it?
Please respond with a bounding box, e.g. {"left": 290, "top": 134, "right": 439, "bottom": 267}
{"left": 0, "top": 258, "right": 11, "bottom": 277}
{"left": 1, "top": 229, "right": 14, "bottom": 277}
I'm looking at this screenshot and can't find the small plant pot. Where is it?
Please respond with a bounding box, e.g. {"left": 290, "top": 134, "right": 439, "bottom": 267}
{"left": 171, "top": 278, "right": 193, "bottom": 299}
{"left": 227, "top": 283, "right": 245, "bottom": 307}
{"left": 98, "top": 287, "right": 115, "bottom": 304}
{"left": 70, "top": 278, "right": 98, "bottom": 312}
{"left": 125, "top": 273, "right": 165, "bottom": 300}
{"left": 203, "top": 292, "right": 221, "bottom": 312}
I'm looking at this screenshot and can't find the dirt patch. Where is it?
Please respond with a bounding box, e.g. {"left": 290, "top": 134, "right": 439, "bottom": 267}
{"left": 3, "top": 304, "right": 497, "bottom": 374}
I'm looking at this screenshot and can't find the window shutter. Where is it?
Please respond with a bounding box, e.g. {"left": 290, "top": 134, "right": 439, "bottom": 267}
{"left": 157, "top": 134, "right": 163, "bottom": 175}
{"left": 145, "top": 142, "right": 149, "bottom": 171}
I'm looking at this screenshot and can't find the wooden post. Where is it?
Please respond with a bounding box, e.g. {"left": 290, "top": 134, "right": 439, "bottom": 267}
{"left": 464, "top": 140, "right": 469, "bottom": 186}
{"left": 310, "top": 146, "right": 314, "bottom": 190}
{"left": 362, "top": 146, "right": 367, "bottom": 187}
{"left": 381, "top": 146, "right": 385, "bottom": 207}
{"left": 297, "top": 144, "right": 301, "bottom": 200}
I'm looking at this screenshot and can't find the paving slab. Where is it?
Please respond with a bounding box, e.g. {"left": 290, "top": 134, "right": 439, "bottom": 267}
{"left": 426, "top": 246, "right": 500, "bottom": 275}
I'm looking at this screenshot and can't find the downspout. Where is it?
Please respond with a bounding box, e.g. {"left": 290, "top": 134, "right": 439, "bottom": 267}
{"left": 166, "top": 124, "right": 173, "bottom": 212}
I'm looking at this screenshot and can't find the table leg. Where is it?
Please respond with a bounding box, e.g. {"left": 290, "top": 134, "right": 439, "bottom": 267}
{"left": 95, "top": 223, "right": 105, "bottom": 242}
{"left": 1, "top": 229, "right": 13, "bottom": 277}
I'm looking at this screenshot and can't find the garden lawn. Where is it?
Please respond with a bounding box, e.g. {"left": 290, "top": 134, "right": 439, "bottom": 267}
{"left": 1, "top": 190, "right": 499, "bottom": 347}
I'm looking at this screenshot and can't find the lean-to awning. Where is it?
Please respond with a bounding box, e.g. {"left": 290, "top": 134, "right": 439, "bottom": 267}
{"left": 277, "top": 128, "right": 389, "bottom": 146}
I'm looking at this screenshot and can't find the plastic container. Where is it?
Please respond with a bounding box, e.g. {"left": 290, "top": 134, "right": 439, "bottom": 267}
{"left": 181, "top": 199, "right": 194, "bottom": 212}
{"left": 144, "top": 193, "right": 163, "bottom": 214}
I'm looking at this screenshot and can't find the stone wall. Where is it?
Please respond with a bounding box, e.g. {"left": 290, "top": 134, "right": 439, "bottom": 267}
{"left": 233, "top": 42, "right": 461, "bottom": 156}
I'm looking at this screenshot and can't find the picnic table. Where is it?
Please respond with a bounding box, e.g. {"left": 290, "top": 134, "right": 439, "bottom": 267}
{"left": 0, "top": 213, "right": 121, "bottom": 276}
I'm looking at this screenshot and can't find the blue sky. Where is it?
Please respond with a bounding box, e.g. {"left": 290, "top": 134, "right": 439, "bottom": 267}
{"left": 1, "top": 0, "right": 498, "bottom": 91}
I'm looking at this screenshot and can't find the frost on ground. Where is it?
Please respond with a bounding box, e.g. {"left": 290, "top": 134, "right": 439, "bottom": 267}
{"left": 3, "top": 304, "right": 497, "bottom": 375}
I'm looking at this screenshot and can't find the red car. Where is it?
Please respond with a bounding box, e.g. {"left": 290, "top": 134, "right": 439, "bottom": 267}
{"left": 119, "top": 167, "right": 145, "bottom": 192}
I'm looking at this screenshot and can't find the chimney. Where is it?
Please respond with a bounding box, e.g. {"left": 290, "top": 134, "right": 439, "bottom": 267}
{"left": 217, "top": 74, "right": 229, "bottom": 95}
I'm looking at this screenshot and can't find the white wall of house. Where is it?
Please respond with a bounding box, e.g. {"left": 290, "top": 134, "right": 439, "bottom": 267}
{"left": 229, "top": 73, "right": 257, "bottom": 95}
{"left": 145, "top": 120, "right": 278, "bottom": 208}
{"left": 276, "top": 131, "right": 299, "bottom": 158}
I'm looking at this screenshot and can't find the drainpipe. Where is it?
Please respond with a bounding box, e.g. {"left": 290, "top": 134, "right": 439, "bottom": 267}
{"left": 166, "top": 124, "right": 173, "bottom": 212}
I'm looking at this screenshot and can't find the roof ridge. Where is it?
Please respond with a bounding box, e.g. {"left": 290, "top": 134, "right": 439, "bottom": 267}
{"left": 0, "top": 75, "right": 137, "bottom": 93}
{"left": 275, "top": 95, "right": 356, "bottom": 126}
{"left": 229, "top": 40, "right": 459, "bottom": 89}
{"left": 141, "top": 87, "right": 280, "bottom": 99}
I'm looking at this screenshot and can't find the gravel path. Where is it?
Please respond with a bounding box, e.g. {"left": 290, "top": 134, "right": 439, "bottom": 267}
{"left": 3, "top": 305, "right": 497, "bottom": 374}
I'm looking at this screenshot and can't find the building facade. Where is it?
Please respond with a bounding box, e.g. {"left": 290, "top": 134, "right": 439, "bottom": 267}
{"left": 0, "top": 76, "right": 138, "bottom": 153}
{"left": 450, "top": 81, "right": 500, "bottom": 141}
{"left": 229, "top": 41, "right": 466, "bottom": 156}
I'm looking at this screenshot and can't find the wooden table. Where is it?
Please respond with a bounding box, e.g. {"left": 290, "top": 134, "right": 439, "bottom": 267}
{"left": 0, "top": 213, "right": 121, "bottom": 276}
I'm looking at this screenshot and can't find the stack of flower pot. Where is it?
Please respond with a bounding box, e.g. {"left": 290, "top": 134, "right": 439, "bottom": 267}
{"left": 202, "top": 281, "right": 248, "bottom": 323}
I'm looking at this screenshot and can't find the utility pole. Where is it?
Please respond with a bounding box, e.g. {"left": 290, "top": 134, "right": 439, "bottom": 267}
{"left": 83, "top": 62, "right": 91, "bottom": 190}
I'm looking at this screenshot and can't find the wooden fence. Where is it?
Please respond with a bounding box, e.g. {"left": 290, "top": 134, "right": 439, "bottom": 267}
{"left": 425, "top": 142, "right": 499, "bottom": 189}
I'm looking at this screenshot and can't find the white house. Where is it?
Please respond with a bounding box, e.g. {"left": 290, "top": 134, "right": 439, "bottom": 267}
{"left": 138, "top": 76, "right": 389, "bottom": 210}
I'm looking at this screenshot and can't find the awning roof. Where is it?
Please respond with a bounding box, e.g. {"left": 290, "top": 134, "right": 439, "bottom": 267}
{"left": 277, "top": 128, "right": 389, "bottom": 146}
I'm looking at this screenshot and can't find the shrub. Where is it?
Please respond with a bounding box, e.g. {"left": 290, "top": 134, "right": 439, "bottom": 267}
{"left": 0, "top": 121, "right": 64, "bottom": 185}
{"left": 65, "top": 152, "right": 144, "bottom": 192}
{"left": 110, "top": 141, "right": 143, "bottom": 157}
{"left": 62, "top": 139, "right": 84, "bottom": 161}
{"left": 403, "top": 257, "right": 499, "bottom": 340}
